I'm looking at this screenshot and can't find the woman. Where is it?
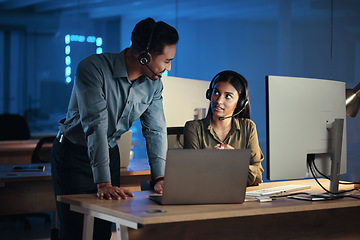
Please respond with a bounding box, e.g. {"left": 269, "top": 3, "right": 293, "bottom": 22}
{"left": 184, "top": 70, "right": 264, "bottom": 186}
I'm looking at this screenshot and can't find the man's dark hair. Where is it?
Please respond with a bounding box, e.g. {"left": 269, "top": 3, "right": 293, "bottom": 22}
{"left": 131, "top": 18, "right": 179, "bottom": 55}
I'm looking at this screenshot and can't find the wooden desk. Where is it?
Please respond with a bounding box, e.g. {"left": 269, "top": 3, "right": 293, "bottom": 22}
{"left": 0, "top": 163, "right": 56, "bottom": 215}
{"left": 58, "top": 179, "right": 360, "bottom": 240}
{"left": 0, "top": 159, "right": 150, "bottom": 215}
{"left": 0, "top": 139, "right": 149, "bottom": 190}
{"left": 0, "top": 140, "right": 52, "bottom": 165}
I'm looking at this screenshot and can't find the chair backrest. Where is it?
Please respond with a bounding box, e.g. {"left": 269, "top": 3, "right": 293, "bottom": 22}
{"left": 0, "top": 114, "right": 31, "bottom": 141}
{"left": 31, "top": 136, "right": 56, "bottom": 163}
{"left": 167, "top": 127, "right": 184, "bottom": 149}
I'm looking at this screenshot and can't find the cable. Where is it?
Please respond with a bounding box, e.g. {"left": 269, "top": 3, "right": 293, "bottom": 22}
{"left": 312, "top": 159, "right": 360, "bottom": 185}
{"left": 307, "top": 156, "right": 357, "bottom": 195}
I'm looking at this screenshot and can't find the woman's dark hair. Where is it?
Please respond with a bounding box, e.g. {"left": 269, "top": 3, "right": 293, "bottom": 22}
{"left": 206, "top": 70, "right": 251, "bottom": 119}
{"left": 131, "top": 18, "right": 179, "bottom": 55}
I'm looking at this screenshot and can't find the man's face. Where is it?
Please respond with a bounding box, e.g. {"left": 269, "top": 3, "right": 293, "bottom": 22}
{"left": 146, "top": 44, "right": 176, "bottom": 80}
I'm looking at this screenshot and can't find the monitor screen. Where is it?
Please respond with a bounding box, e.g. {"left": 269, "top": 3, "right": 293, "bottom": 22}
{"left": 266, "top": 76, "right": 347, "bottom": 187}
{"left": 162, "top": 76, "right": 209, "bottom": 128}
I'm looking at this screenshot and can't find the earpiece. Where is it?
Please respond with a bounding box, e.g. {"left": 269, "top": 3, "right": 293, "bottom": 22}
{"left": 138, "top": 21, "right": 156, "bottom": 65}
{"left": 237, "top": 95, "right": 248, "bottom": 111}
{"left": 206, "top": 72, "right": 221, "bottom": 100}
{"left": 138, "top": 52, "right": 151, "bottom": 65}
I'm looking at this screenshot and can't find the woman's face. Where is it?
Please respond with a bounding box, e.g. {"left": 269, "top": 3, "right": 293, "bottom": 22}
{"left": 210, "top": 81, "right": 240, "bottom": 120}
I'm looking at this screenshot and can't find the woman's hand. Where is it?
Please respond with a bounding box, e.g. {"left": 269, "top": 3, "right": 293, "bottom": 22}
{"left": 154, "top": 180, "right": 164, "bottom": 194}
{"left": 97, "top": 182, "right": 134, "bottom": 200}
{"left": 214, "top": 144, "right": 234, "bottom": 150}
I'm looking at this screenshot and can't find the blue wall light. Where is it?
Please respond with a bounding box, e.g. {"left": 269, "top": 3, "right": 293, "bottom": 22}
{"left": 96, "top": 47, "right": 103, "bottom": 54}
{"left": 65, "top": 66, "right": 71, "bottom": 76}
{"left": 78, "top": 35, "right": 85, "bottom": 42}
{"left": 65, "top": 34, "right": 70, "bottom": 44}
{"left": 64, "top": 34, "right": 103, "bottom": 84}
{"left": 65, "top": 45, "right": 71, "bottom": 55}
{"left": 65, "top": 56, "right": 71, "bottom": 65}
{"left": 87, "top": 36, "right": 96, "bottom": 43}
{"left": 96, "top": 37, "right": 103, "bottom": 47}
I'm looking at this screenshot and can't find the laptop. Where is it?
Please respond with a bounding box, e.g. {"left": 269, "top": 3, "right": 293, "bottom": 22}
{"left": 117, "top": 130, "right": 132, "bottom": 168}
{"left": 149, "top": 149, "right": 251, "bottom": 205}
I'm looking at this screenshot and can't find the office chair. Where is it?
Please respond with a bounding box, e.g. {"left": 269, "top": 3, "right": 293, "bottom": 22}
{"left": 31, "top": 136, "right": 56, "bottom": 163}
{"left": 141, "top": 127, "right": 184, "bottom": 191}
{"left": 0, "top": 113, "right": 31, "bottom": 141}
{"left": 167, "top": 126, "right": 184, "bottom": 149}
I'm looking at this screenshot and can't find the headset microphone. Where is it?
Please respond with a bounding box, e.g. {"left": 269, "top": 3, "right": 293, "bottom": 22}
{"left": 145, "top": 63, "right": 162, "bottom": 79}
{"left": 218, "top": 101, "right": 248, "bottom": 120}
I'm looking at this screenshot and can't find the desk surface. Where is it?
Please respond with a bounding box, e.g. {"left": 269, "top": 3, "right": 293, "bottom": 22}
{"left": 0, "top": 163, "right": 56, "bottom": 216}
{"left": 0, "top": 158, "right": 150, "bottom": 195}
{"left": 0, "top": 139, "right": 53, "bottom": 165}
{"left": 0, "top": 158, "right": 149, "bottom": 180}
{"left": 0, "top": 163, "right": 52, "bottom": 184}
{"left": 57, "top": 178, "right": 360, "bottom": 226}
{"left": 0, "top": 139, "right": 41, "bottom": 149}
{"left": 0, "top": 159, "right": 150, "bottom": 216}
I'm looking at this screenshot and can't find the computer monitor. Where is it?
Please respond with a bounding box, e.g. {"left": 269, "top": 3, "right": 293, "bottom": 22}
{"left": 266, "top": 75, "right": 347, "bottom": 195}
{"left": 162, "top": 76, "right": 209, "bottom": 127}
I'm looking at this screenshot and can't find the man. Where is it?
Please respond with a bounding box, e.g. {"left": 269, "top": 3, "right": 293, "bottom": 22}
{"left": 51, "top": 18, "right": 179, "bottom": 239}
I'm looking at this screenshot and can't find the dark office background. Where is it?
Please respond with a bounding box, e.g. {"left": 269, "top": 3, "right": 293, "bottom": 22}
{"left": 0, "top": 0, "right": 359, "bottom": 182}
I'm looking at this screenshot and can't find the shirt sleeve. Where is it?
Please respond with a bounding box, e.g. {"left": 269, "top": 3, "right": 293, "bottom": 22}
{"left": 183, "top": 120, "right": 201, "bottom": 149}
{"left": 75, "top": 57, "right": 111, "bottom": 184}
{"left": 140, "top": 81, "right": 167, "bottom": 182}
{"left": 246, "top": 120, "right": 264, "bottom": 186}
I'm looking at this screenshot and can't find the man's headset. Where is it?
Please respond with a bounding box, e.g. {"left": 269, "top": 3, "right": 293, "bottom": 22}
{"left": 138, "top": 21, "right": 156, "bottom": 65}
{"left": 206, "top": 70, "right": 249, "bottom": 120}
{"left": 137, "top": 21, "right": 162, "bottom": 79}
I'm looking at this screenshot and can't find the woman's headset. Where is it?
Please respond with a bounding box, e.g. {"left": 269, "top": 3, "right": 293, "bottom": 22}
{"left": 206, "top": 70, "right": 249, "bottom": 113}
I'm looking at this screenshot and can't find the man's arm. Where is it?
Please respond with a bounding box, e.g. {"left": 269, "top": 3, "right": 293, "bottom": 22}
{"left": 75, "top": 56, "right": 133, "bottom": 199}
{"left": 140, "top": 81, "right": 167, "bottom": 192}
{"left": 75, "top": 56, "right": 112, "bottom": 184}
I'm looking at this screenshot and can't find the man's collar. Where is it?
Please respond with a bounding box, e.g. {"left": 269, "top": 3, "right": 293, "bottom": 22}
{"left": 113, "top": 48, "right": 147, "bottom": 84}
{"left": 113, "top": 48, "right": 129, "bottom": 79}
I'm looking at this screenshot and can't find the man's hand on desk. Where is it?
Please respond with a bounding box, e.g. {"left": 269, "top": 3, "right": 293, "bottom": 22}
{"left": 97, "top": 182, "right": 134, "bottom": 200}
{"left": 154, "top": 180, "right": 164, "bottom": 194}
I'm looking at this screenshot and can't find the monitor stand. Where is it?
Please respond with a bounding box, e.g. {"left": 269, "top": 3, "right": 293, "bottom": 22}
{"left": 289, "top": 119, "right": 345, "bottom": 201}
